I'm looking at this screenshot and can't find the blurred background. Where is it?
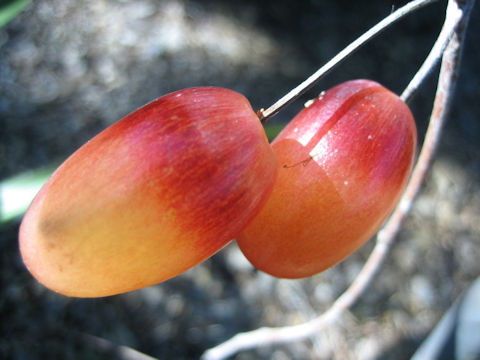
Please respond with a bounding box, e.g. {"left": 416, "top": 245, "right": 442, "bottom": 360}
{"left": 1, "top": 0, "right": 479, "bottom": 359}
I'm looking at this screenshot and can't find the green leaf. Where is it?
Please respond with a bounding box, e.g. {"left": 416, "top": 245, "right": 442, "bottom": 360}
{"left": 0, "top": 165, "right": 56, "bottom": 224}
{"left": 264, "top": 123, "right": 285, "bottom": 142}
{"left": 0, "top": 0, "right": 31, "bottom": 27}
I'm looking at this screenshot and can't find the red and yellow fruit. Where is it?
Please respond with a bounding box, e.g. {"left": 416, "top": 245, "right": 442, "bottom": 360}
{"left": 19, "top": 79, "right": 417, "bottom": 296}
{"left": 19, "top": 87, "right": 277, "bottom": 297}
{"left": 237, "top": 79, "right": 417, "bottom": 278}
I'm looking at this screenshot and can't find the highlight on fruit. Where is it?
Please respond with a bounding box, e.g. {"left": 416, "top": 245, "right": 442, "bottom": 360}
{"left": 237, "top": 79, "right": 417, "bottom": 279}
{"left": 19, "top": 87, "right": 277, "bottom": 297}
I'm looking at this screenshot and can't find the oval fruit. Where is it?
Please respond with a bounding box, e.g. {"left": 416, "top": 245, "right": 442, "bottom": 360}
{"left": 19, "top": 87, "right": 278, "bottom": 297}
{"left": 237, "top": 79, "right": 417, "bottom": 278}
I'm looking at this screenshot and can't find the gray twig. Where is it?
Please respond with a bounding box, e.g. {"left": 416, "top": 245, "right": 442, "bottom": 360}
{"left": 202, "top": 0, "right": 474, "bottom": 359}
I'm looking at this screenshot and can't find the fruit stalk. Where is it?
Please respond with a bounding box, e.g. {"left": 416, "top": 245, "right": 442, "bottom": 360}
{"left": 258, "top": 0, "right": 439, "bottom": 123}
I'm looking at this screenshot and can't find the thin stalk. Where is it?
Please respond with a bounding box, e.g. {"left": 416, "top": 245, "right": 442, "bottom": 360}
{"left": 258, "top": 0, "right": 439, "bottom": 123}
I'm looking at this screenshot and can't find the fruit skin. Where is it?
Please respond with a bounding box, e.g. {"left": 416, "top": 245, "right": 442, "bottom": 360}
{"left": 19, "top": 87, "right": 277, "bottom": 297}
{"left": 237, "top": 79, "right": 417, "bottom": 278}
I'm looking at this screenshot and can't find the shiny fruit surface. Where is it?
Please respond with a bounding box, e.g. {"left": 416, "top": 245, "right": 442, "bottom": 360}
{"left": 19, "top": 87, "right": 277, "bottom": 297}
{"left": 237, "top": 80, "right": 416, "bottom": 278}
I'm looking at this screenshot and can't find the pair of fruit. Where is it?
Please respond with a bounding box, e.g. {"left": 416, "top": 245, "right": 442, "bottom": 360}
{"left": 19, "top": 80, "right": 417, "bottom": 297}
